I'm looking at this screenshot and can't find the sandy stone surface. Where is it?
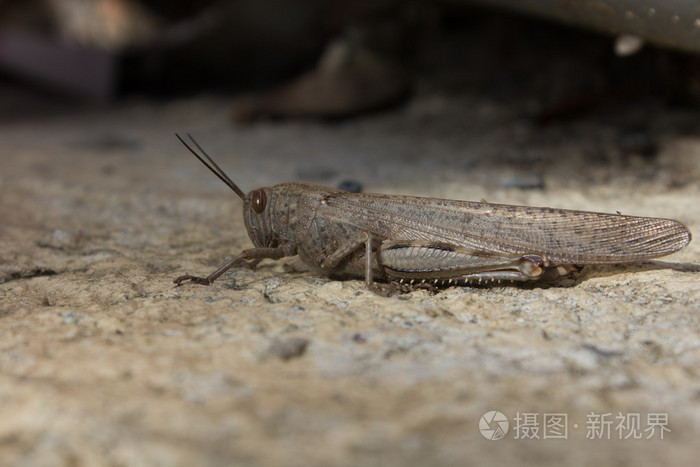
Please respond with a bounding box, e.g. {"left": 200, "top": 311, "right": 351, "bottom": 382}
{"left": 1, "top": 95, "right": 699, "bottom": 466}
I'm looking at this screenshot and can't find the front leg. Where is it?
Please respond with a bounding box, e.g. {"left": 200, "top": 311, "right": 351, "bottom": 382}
{"left": 174, "top": 245, "right": 294, "bottom": 286}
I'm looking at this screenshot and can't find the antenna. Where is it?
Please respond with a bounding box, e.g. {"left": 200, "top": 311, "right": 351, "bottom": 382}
{"left": 175, "top": 133, "right": 246, "bottom": 200}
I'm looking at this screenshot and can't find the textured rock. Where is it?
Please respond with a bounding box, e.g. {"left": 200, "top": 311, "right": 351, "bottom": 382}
{"left": 0, "top": 95, "right": 698, "bottom": 466}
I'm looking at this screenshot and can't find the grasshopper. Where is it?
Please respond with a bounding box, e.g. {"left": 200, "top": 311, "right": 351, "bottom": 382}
{"left": 173, "top": 134, "right": 692, "bottom": 292}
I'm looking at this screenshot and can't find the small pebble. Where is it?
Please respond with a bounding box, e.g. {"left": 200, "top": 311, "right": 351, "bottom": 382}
{"left": 337, "top": 180, "right": 363, "bottom": 193}
{"left": 266, "top": 337, "right": 309, "bottom": 360}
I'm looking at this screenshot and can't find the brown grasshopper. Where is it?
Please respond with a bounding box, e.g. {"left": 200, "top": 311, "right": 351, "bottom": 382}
{"left": 173, "top": 134, "right": 692, "bottom": 292}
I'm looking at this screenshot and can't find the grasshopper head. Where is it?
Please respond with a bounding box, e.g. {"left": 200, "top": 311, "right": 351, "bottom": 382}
{"left": 243, "top": 188, "right": 278, "bottom": 248}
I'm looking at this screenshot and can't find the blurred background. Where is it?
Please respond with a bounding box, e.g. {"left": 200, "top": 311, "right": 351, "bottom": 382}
{"left": 1, "top": 0, "right": 700, "bottom": 122}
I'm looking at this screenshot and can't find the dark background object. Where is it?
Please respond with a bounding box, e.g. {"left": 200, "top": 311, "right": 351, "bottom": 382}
{"left": 464, "top": 0, "right": 700, "bottom": 54}
{"left": 0, "top": 0, "right": 699, "bottom": 112}
{"left": 0, "top": 25, "right": 116, "bottom": 102}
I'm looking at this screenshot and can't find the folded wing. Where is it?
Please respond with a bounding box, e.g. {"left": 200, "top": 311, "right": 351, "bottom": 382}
{"left": 321, "top": 193, "right": 691, "bottom": 264}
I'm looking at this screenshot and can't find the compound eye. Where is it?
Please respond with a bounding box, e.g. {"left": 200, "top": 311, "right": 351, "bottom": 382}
{"left": 252, "top": 190, "right": 267, "bottom": 214}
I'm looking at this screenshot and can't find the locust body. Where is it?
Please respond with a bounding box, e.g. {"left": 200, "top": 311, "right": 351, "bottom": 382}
{"left": 173, "top": 135, "right": 692, "bottom": 290}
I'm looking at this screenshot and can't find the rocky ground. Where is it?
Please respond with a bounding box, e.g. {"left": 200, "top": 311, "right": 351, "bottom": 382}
{"left": 1, "top": 85, "right": 699, "bottom": 466}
